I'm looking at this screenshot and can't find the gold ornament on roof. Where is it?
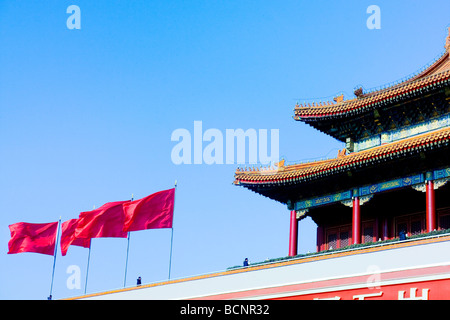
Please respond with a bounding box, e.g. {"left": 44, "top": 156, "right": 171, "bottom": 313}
{"left": 333, "top": 94, "right": 344, "bottom": 103}
{"left": 275, "top": 159, "right": 285, "bottom": 168}
{"left": 337, "top": 149, "right": 347, "bottom": 159}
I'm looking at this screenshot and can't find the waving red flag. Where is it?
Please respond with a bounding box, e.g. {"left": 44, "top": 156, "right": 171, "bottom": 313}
{"left": 8, "top": 222, "right": 59, "bottom": 255}
{"left": 75, "top": 200, "right": 130, "bottom": 239}
{"left": 123, "top": 188, "right": 175, "bottom": 232}
{"left": 61, "top": 219, "right": 91, "bottom": 256}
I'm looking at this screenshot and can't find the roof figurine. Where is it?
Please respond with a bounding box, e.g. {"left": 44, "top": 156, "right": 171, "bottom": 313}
{"left": 337, "top": 149, "right": 347, "bottom": 159}
{"left": 275, "top": 159, "right": 285, "bottom": 170}
{"left": 333, "top": 94, "right": 344, "bottom": 103}
{"left": 354, "top": 87, "right": 364, "bottom": 98}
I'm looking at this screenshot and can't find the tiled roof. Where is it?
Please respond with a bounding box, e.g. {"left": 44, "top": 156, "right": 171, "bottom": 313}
{"left": 294, "top": 42, "right": 450, "bottom": 120}
{"left": 294, "top": 62, "right": 450, "bottom": 120}
{"left": 234, "top": 127, "right": 450, "bottom": 186}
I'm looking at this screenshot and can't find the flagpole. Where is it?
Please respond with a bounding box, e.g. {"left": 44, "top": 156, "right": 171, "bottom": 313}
{"left": 168, "top": 180, "right": 177, "bottom": 280}
{"left": 124, "top": 232, "right": 130, "bottom": 287}
{"left": 123, "top": 194, "right": 133, "bottom": 288}
{"left": 84, "top": 205, "right": 95, "bottom": 294}
{"left": 84, "top": 239, "right": 92, "bottom": 294}
{"left": 49, "top": 217, "right": 61, "bottom": 300}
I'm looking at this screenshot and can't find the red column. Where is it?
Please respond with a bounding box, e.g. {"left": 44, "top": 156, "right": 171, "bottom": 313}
{"left": 382, "top": 217, "right": 389, "bottom": 241}
{"left": 352, "top": 197, "right": 361, "bottom": 245}
{"left": 289, "top": 210, "right": 298, "bottom": 257}
{"left": 316, "top": 226, "right": 323, "bottom": 252}
{"left": 426, "top": 180, "right": 436, "bottom": 232}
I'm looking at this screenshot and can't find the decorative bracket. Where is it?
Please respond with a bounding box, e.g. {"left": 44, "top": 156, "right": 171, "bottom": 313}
{"left": 411, "top": 177, "right": 449, "bottom": 192}
{"left": 434, "top": 178, "right": 449, "bottom": 190}
{"left": 411, "top": 183, "right": 426, "bottom": 193}
{"left": 341, "top": 199, "right": 353, "bottom": 207}
{"left": 341, "top": 194, "right": 374, "bottom": 207}
{"left": 296, "top": 209, "right": 308, "bottom": 220}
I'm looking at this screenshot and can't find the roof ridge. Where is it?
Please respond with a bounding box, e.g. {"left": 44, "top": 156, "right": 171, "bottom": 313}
{"left": 234, "top": 126, "right": 450, "bottom": 182}
{"left": 294, "top": 68, "right": 450, "bottom": 120}
{"left": 295, "top": 66, "right": 450, "bottom": 112}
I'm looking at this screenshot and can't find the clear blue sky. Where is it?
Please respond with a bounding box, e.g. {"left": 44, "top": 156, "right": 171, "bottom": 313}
{"left": 1, "top": 1, "right": 449, "bottom": 299}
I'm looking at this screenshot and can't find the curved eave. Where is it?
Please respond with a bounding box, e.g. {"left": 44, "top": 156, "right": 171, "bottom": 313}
{"left": 294, "top": 68, "right": 450, "bottom": 122}
{"left": 234, "top": 126, "right": 450, "bottom": 187}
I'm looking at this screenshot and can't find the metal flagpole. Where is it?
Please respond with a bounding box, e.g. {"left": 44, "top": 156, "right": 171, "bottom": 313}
{"left": 123, "top": 194, "right": 133, "bottom": 287}
{"left": 123, "top": 232, "right": 131, "bottom": 287}
{"left": 84, "top": 205, "right": 95, "bottom": 294}
{"left": 49, "top": 217, "right": 61, "bottom": 300}
{"left": 168, "top": 180, "right": 177, "bottom": 280}
{"left": 84, "top": 239, "right": 92, "bottom": 294}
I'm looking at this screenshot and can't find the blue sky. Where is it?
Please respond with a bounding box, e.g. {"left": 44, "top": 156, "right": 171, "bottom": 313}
{"left": 1, "top": 1, "right": 449, "bottom": 299}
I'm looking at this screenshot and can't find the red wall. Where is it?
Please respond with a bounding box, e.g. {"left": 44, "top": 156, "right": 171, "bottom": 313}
{"left": 271, "top": 278, "right": 450, "bottom": 300}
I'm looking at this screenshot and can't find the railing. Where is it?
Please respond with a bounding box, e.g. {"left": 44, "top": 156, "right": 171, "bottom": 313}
{"left": 226, "top": 228, "right": 450, "bottom": 271}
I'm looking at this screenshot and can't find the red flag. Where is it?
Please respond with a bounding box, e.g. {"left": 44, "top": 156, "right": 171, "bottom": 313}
{"left": 75, "top": 200, "right": 130, "bottom": 239}
{"left": 61, "top": 219, "right": 91, "bottom": 256}
{"left": 8, "top": 222, "right": 59, "bottom": 256}
{"left": 123, "top": 188, "right": 175, "bottom": 232}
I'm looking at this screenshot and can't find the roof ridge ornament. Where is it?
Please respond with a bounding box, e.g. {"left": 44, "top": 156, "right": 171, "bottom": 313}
{"left": 275, "top": 159, "right": 285, "bottom": 168}
{"left": 337, "top": 149, "right": 347, "bottom": 158}
{"left": 333, "top": 94, "right": 344, "bottom": 103}
{"left": 354, "top": 87, "right": 364, "bottom": 98}
{"left": 295, "top": 99, "right": 337, "bottom": 109}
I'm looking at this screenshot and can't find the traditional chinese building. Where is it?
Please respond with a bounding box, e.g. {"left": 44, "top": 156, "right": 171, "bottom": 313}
{"left": 69, "top": 27, "right": 450, "bottom": 301}
{"left": 234, "top": 27, "right": 450, "bottom": 257}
